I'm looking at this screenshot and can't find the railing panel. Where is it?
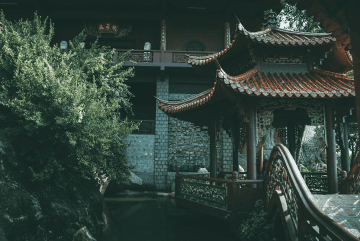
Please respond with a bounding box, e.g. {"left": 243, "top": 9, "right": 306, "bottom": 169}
{"left": 180, "top": 176, "right": 227, "bottom": 209}
{"left": 175, "top": 174, "right": 263, "bottom": 212}
{"left": 301, "top": 172, "right": 342, "bottom": 194}
{"left": 116, "top": 50, "right": 155, "bottom": 62}
{"left": 114, "top": 49, "right": 216, "bottom": 63}
{"left": 267, "top": 154, "right": 299, "bottom": 232}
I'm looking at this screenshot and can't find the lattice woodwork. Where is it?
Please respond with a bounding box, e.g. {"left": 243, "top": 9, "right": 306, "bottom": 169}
{"left": 263, "top": 53, "right": 304, "bottom": 64}
{"left": 117, "top": 51, "right": 153, "bottom": 62}
{"left": 267, "top": 154, "right": 299, "bottom": 232}
{"left": 257, "top": 109, "right": 274, "bottom": 144}
{"left": 180, "top": 177, "right": 227, "bottom": 209}
{"left": 258, "top": 99, "right": 324, "bottom": 126}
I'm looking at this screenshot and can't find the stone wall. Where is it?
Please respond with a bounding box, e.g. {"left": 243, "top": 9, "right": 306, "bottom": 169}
{"left": 221, "top": 130, "right": 247, "bottom": 172}
{"left": 168, "top": 93, "right": 210, "bottom": 172}
{"left": 168, "top": 117, "right": 210, "bottom": 171}
{"left": 123, "top": 134, "right": 155, "bottom": 184}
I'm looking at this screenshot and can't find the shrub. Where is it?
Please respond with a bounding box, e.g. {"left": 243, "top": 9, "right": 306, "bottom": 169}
{"left": 0, "top": 11, "right": 139, "bottom": 186}
{"left": 237, "top": 199, "right": 275, "bottom": 241}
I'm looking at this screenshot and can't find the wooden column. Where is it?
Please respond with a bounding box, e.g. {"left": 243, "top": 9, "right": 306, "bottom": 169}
{"left": 232, "top": 114, "right": 240, "bottom": 173}
{"left": 247, "top": 101, "right": 257, "bottom": 181}
{"left": 287, "top": 114, "right": 296, "bottom": 159}
{"left": 325, "top": 103, "right": 338, "bottom": 194}
{"left": 209, "top": 113, "right": 217, "bottom": 179}
{"left": 342, "top": 117, "right": 350, "bottom": 173}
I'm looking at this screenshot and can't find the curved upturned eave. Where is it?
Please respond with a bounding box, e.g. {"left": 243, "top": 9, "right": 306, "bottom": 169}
{"left": 217, "top": 62, "right": 355, "bottom": 98}
{"left": 156, "top": 63, "right": 354, "bottom": 116}
{"left": 187, "top": 19, "right": 336, "bottom": 68}
{"left": 156, "top": 87, "right": 217, "bottom": 114}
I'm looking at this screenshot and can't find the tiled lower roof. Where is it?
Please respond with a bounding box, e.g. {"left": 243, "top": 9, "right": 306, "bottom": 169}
{"left": 219, "top": 67, "right": 355, "bottom": 98}
{"left": 156, "top": 87, "right": 215, "bottom": 114}
{"left": 156, "top": 68, "right": 354, "bottom": 114}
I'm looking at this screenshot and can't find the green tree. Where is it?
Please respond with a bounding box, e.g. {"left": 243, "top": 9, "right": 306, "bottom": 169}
{"left": 263, "top": 0, "right": 324, "bottom": 33}
{"left": 0, "top": 12, "right": 138, "bottom": 186}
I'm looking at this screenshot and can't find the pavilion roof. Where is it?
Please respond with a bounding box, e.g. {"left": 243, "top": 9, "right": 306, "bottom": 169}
{"left": 188, "top": 21, "right": 336, "bottom": 67}
{"left": 187, "top": 19, "right": 352, "bottom": 73}
{"left": 156, "top": 63, "right": 354, "bottom": 114}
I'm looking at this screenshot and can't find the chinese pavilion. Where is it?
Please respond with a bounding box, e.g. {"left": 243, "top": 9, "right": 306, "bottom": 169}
{"left": 157, "top": 16, "right": 355, "bottom": 194}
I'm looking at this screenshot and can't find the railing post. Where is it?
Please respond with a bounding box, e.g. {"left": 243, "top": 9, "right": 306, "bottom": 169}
{"left": 227, "top": 178, "right": 237, "bottom": 212}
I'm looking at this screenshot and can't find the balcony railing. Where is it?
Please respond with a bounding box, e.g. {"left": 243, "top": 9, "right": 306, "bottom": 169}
{"left": 114, "top": 49, "right": 217, "bottom": 63}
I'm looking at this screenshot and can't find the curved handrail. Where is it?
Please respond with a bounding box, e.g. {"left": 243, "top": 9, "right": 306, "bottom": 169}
{"left": 264, "top": 144, "right": 358, "bottom": 241}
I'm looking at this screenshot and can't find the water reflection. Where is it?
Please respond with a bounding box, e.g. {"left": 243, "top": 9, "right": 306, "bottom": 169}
{"left": 104, "top": 194, "right": 237, "bottom": 241}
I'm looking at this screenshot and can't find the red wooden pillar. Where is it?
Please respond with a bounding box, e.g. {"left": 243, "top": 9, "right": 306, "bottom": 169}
{"left": 325, "top": 102, "right": 338, "bottom": 194}
{"left": 209, "top": 112, "right": 217, "bottom": 179}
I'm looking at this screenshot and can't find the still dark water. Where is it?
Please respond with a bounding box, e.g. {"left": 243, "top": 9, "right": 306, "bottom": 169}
{"left": 104, "top": 193, "right": 237, "bottom": 241}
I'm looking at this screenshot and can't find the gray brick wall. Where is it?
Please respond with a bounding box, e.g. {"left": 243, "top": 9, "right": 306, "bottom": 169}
{"left": 221, "top": 130, "right": 247, "bottom": 172}
{"left": 168, "top": 94, "right": 210, "bottom": 173}
{"left": 154, "top": 75, "right": 169, "bottom": 189}
{"left": 123, "top": 134, "right": 155, "bottom": 184}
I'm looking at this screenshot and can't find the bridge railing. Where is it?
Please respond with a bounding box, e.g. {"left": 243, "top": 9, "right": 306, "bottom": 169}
{"left": 300, "top": 172, "right": 342, "bottom": 194}
{"left": 174, "top": 174, "right": 263, "bottom": 213}
{"left": 264, "top": 144, "right": 358, "bottom": 241}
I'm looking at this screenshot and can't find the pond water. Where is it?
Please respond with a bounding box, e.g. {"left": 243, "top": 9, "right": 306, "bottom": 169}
{"left": 104, "top": 192, "right": 237, "bottom": 241}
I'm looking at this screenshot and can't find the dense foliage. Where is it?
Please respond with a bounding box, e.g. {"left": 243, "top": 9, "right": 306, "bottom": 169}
{"left": 237, "top": 199, "right": 275, "bottom": 241}
{"left": 0, "top": 12, "right": 138, "bottom": 186}
{"left": 262, "top": 0, "right": 324, "bottom": 33}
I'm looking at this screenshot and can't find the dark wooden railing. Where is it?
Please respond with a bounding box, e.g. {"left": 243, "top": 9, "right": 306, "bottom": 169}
{"left": 114, "top": 49, "right": 216, "bottom": 63}
{"left": 264, "top": 144, "right": 358, "bottom": 241}
{"left": 300, "top": 172, "right": 342, "bottom": 194}
{"left": 174, "top": 174, "right": 263, "bottom": 220}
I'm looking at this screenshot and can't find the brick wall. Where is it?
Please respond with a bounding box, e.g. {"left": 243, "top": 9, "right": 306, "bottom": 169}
{"left": 168, "top": 93, "right": 210, "bottom": 172}
{"left": 154, "top": 76, "right": 169, "bottom": 189}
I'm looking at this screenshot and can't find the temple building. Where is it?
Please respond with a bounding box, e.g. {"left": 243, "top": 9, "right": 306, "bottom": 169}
{"left": 157, "top": 16, "right": 355, "bottom": 193}
{"left": 1, "top": 0, "right": 355, "bottom": 190}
